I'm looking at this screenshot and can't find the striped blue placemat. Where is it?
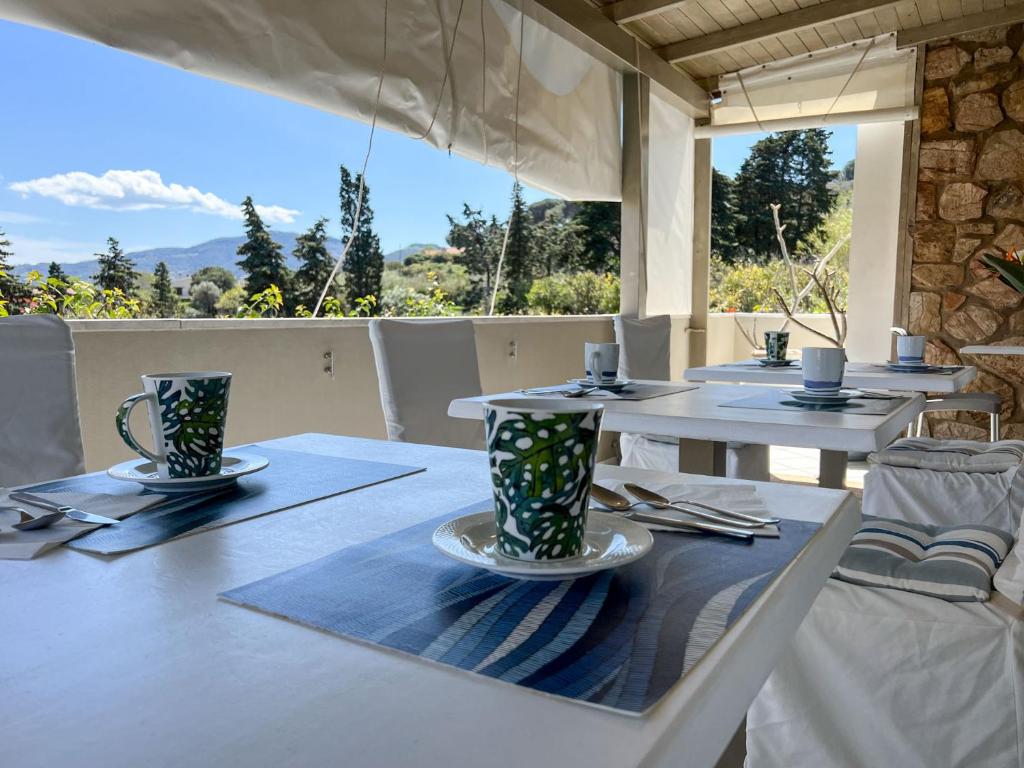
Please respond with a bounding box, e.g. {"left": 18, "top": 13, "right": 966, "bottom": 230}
{"left": 221, "top": 501, "right": 820, "bottom": 715}
{"left": 31, "top": 444, "right": 424, "bottom": 555}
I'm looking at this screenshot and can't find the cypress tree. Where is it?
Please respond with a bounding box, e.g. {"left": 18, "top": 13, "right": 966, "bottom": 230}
{"left": 339, "top": 166, "right": 384, "bottom": 314}
{"left": 0, "top": 228, "right": 25, "bottom": 309}
{"left": 447, "top": 204, "right": 493, "bottom": 310}
{"left": 151, "top": 261, "right": 178, "bottom": 318}
{"left": 92, "top": 237, "right": 138, "bottom": 295}
{"left": 236, "top": 196, "right": 291, "bottom": 305}
{"left": 572, "top": 201, "right": 620, "bottom": 273}
{"left": 293, "top": 217, "right": 337, "bottom": 309}
{"left": 711, "top": 168, "right": 740, "bottom": 261}
{"left": 497, "top": 183, "right": 535, "bottom": 314}
{"left": 47, "top": 261, "right": 68, "bottom": 283}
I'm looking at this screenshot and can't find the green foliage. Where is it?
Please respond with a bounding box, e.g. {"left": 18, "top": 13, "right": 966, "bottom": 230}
{"left": 150, "top": 261, "right": 179, "bottom": 318}
{"left": 842, "top": 159, "right": 855, "bottom": 181}
{"left": 340, "top": 165, "right": 384, "bottom": 315}
{"left": 190, "top": 280, "right": 222, "bottom": 317}
{"left": 18, "top": 270, "right": 142, "bottom": 318}
{"left": 380, "top": 271, "right": 459, "bottom": 317}
{"left": 526, "top": 272, "right": 619, "bottom": 315}
{"left": 981, "top": 250, "right": 1024, "bottom": 294}
{"left": 732, "top": 129, "right": 835, "bottom": 261}
{"left": 191, "top": 266, "right": 236, "bottom": 293}
{"left": 0, "top": 229, "right": 27, "bottom": 309}
{"left": 797, "top": 191, "right": 852, "bottom": 269}
{"left": 216, "top": 284, "right": 248, "bottom": 315}
{"left": 571, "top": 201, "right": 620, "bottom": 273}
{"left": 711, "top": 168, "right": 739, "bottom": 260}
{"left": 92, "top": 237, "right": 138, "bottom": 296}
{"left": 497, "top": 183, "right": 535, "bottom": 314}
{"left": 47, "top": 261, "right": 68, "bottom": 283}
{"left": 236, "top": 284, "right": 284, "bottom": 318}
{"left": 709, "top": 255, "right": 848, "bottom": 313}
{"left": 236, "top": 197, "right": 291, "bottom": 307}
{"left": 446, "top": 205, "right": 497, "bottom": 310}
{"left": 292, "top": 217, "right": 337, "bottom": 310}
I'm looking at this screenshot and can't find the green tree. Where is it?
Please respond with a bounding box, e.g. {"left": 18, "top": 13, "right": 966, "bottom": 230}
{"left": 190, "top": 266, "right": 236, "bottom": 293}
{"left": 572, "top": 201, "right": 620, "bottom": 273}
{"left": 733, "top": 129, "right": 834, "bottom": 260}
{"left": 293, "top": 217, "right": 337, "bottom": 310}
{"left": 339, "top": 165, "right": 384, "bottom": 314}
{"left": 497, "top": 183, "right": 536, "bottom": 314}
{"left": 447, "top": 205, "right": 495, "bottom": 310}
{"left": 92, "top": 237, "right": 138, "bottom": 296}
{"left": 711, "top": 168, "right": 740, "bottom": 261}
{"left": 0, "top": 228, "right": 25, "bottom": 309}
{"left": 47, "top": 261, "right": 68, "bottom": 283}
{"left": 190, "top": 280, "right": 222, "bottom": 317}
{"left": 150, "top": 261, "right": 179, "bottom": 318}
{"left": 842, "top": 159, "right": 855, "bottom": 181}
{"left": 236, "top": 196, "right": 291, "bottom": 308}
{"left": 534, "top": 211, "right": 582, "bottom": 277}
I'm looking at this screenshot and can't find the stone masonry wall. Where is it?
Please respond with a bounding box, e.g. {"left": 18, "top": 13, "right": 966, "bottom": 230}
{"left": 912, "top": 24, "right": 1024, "bottom": 439}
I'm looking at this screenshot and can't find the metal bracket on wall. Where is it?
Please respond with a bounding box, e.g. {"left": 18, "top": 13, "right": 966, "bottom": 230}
{"left": 323, "top": 351, "right": 335, "bottom": 379}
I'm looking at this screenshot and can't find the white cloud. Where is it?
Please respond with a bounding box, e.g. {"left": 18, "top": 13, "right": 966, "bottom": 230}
{"left": 9, "top": 169, "right": 300, "bottom": 225}
{"left": 0, "top": 210, "right": 44, "bottom": 225}
{"left": 1, "top": 235, "right": 96, "bottom": 266}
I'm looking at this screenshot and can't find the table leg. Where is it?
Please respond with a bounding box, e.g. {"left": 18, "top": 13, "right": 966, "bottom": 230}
{"left": 819, "top": 450, "right": 848, "bottom": 489}
{"left": 678, "top": 439, "right": 727, "bottom": 476}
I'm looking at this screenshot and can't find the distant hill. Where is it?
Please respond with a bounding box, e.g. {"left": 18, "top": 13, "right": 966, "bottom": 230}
{"left": 15, "top": 233, "right": 438, "bottom": 280}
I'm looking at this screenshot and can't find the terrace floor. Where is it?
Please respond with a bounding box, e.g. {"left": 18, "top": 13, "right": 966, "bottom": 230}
{"left": 771, "top": 446, "right": 868, "bottom": 493}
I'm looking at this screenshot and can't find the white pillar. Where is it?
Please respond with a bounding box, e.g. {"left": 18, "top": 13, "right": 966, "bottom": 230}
{"left": 846, "top": 121, "right": 906, "bottom": 361}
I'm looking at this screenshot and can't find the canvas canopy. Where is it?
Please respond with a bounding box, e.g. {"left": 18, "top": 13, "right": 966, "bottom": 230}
{"left": 0, "top": 0, "right": 623, "bottom": 200}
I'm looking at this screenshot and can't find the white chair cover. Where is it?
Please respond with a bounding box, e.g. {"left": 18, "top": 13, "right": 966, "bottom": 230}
{"left": 613, "top": 314, "right": 672, "bottom": 381}
{"left": 0, "top": 315, "right": 85, "bottom": 486}
{"left": 368, "top": 318, "right": 484, "bottom": 450}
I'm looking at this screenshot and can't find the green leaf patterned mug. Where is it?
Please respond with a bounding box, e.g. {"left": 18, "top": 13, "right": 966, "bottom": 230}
{"left": 116, "top": 372, "right": 232, "bottom": 479}
{"left": 483, "top": 398, "right": 604, "bottom": 561}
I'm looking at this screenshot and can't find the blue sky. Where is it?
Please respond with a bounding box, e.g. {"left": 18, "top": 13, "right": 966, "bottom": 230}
{"left": 0, "top": 19, "right": 855, "bottom": 266}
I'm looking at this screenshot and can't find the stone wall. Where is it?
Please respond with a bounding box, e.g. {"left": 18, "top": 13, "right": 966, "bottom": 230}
{"left": 912, "top": 23, "right": 1024, "bottom": 439}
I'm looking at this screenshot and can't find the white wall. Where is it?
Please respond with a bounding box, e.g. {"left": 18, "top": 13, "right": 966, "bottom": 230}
{"left": 846, "top": 121, "right": 905, "bottom": 361}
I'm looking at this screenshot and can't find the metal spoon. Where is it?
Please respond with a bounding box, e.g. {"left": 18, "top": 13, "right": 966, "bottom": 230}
{"left": 590, "top": 485, "right": 754, "bottom": 542}
{"left": 622, "top": 483, "right": 778, "bottom": 528}
{"left": 0, "top": 505, "right": 65, "bottom": 531}
{"left": 562, "top": 386, "right": 598, "bottom": 398}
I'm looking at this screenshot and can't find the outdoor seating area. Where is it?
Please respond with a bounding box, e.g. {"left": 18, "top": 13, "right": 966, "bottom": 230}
{"left": 4, "top": 1, "right": 1024, "bottom": 767}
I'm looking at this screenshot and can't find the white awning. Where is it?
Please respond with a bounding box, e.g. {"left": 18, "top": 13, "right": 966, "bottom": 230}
{"left": 0, "top": 0, "right": 623, "bottom": 200}
{"left": 706, "top": 33, "right": 917, "bottom": 135}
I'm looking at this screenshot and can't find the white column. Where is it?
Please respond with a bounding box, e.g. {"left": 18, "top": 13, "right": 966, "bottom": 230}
{"left": 846, "top": 121, "right": 906, "bottom": 361}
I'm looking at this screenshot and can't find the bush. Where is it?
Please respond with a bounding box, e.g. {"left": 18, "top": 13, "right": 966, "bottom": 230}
{"left": 526, "top": 272, "right": 619, "bottom": 315}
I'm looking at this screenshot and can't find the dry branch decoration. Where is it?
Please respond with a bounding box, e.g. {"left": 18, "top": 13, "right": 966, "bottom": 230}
{"left": 734, "top": 202, "right": 849, "bottom": 349}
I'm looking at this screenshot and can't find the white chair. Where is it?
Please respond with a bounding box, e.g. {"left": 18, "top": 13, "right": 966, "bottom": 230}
{"left": 0, "top": 314, "right": 86, "bottom": 486}
{"left": 368, "top": 318, "right": 484, "bottom": 450}
{"left": 915, "top": 392, "right": 1001, "bottom": 441}
{"left": 614, "top": 315, "right": 769, "bottom": 480}
{"left": 747, "top": 437, "right": 1024, "bottom": 767}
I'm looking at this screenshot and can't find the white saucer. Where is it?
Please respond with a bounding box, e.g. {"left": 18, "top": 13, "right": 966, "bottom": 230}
{"left": 789, "top": 388, "right": 861, "bottom": 405}
{"left": 757, "top": 358, "right": 797, "bottom": 367}
{"left": 107, "top": 452, "right": 270, "bottom": 492}
{"left": 567, "top": 378, "right": 633, "bottom": 393}
{"left": 433, "top": 510, "right": 653, "bottom": 581}
{"left": 887, "top": 361, "right": 930, "bottom": 372}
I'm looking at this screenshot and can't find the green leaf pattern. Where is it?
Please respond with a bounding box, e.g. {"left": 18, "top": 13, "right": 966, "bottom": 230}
{"left": 155, "top": 377, "right": 230, "bottom": 478}
{"left": 485, "top": 406, "right": 602, "bottom": 561}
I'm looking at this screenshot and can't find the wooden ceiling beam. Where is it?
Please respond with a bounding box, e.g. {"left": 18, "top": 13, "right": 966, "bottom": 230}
{"left": 896, "top": 4, "right": 1024, "bottom": 47}
{"left": 654, "top": 0, "right": 902, "bottom": 62}
{"left": 526, "top": 0, "right": 709, "bottom": 116}
{"left": 602, "top": 0, "right": 690, "bottom": 25}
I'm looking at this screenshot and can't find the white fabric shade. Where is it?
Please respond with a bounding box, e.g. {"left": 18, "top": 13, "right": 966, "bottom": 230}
{"left": 0, "top": 0, "right": 622, "bottom": 200}
{"left": 712, "top": 33, "right": 917, "bottom": 130}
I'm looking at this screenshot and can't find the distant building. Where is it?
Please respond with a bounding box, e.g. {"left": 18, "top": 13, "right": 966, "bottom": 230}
{"left": 172, "top": 277, "right": 191, "bottom": 299}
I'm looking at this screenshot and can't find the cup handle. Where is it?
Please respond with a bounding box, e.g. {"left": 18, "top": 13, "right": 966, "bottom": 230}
{"left": 588, "top": 350, "right": 601, "bottom": 383}
{"left": 116, "top": 393, "right": 163, "bottom": 464}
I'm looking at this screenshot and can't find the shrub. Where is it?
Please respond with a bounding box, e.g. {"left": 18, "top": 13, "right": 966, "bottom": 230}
{"left": 526, "top": 272, "right": 619, "bottom": 315}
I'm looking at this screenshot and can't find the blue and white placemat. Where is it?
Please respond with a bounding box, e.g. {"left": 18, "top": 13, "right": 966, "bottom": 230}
{"left": 720, "top": 390, "right": 910, "bottom": 415}
{"left": 24, "top": 444, "right": 424, "bottom": 555}
{"left": 221, "top": 500, "right": 820, "bottom": 716}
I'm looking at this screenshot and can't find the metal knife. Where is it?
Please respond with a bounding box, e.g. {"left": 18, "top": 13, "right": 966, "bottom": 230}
{"left": 9, "top": 492, "right": 120, "bottom": 526}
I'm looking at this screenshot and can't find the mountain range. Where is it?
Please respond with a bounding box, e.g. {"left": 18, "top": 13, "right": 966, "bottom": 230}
{"left": 14, "top": 233, "right": 440, "bottom": 280}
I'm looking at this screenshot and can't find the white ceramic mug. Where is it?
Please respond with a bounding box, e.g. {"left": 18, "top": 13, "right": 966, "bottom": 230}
{"left": 585, "top": 342, "right": 620, "bottom": 384}
{"left": 896, "top": 335, "right": 926, "bottom": 364}
{"left": 802, "top": 348, "right": 845, "bottom": 394}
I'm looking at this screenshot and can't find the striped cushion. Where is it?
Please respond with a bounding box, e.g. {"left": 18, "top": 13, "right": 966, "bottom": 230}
{"left": 870, "top": 438, "right": 1024, "bottom": 474}
{"left": 832, "top": 517, "right": 1015, "bottom": 602}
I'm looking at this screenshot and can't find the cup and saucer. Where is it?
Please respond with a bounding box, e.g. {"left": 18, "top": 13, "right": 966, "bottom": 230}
{"left": 789, "top": 348, "right": 858, "bottom": 407}
{"left": 887, "top": 335, "right": 931, "bottom": 371}
{"left": 108, "top": 371, "right": 269, "bottom": 493}
{"left": 567, "top": 377, "right": 633, "bottom": 393}
{"left": 757, "top": 358, "right": 797, "bottom": 368}
{"left": 433, "top": 398, "right": 652, "bottom": 580}
{"left": 568, "top": 341, "right": 632, "bottom": 392}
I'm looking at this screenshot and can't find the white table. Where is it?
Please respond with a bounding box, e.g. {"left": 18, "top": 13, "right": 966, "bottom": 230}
{"left": 684, "top": 360, "right": 976, "bottom": 393}
{"left": 4, "top": 434, "right": 860, "bottom": 768}
{"left": 961, "top": 345, "right": 1024, "bottom": 356}
{"left": 450, "top": 383, "right": 925, "bottom": 489}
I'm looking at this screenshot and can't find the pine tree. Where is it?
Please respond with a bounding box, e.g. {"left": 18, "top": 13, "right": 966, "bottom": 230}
{"left": 497, "top": 183, "right": 535, "bottom": 314}
{"left": 572, "top": 201, "right": 620, "bottom": 273}
{"left": 236, "top": 196, "right": 291, "bottom": 306}
{"left": 293, "top": 217, "right": 337, "bottom": 309}
{"left": 0, "top": 228, "right": 24, "bottom": 309}
{"left": 339, "top": 166, "right": 384, "bottom": 314}
{"left": 47, "top": 261, "right": 68, "bottom": 283}
{"left": 711, "top": 168, "right": 740, "bottom": 261}
{"left": 447, "top": 205, "right": 493, "bottom": 310}
{"left": 92, "top": 237, "right": 138, "bottom": 295}
{"left": 151, "top": 261, "right": 178, "bottom": 318}
{"left": 732, "top": 129, "right": 835, "bottom": 261}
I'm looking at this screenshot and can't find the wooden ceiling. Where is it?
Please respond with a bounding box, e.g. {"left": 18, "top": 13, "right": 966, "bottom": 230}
{"left": 587, "top": 0, "right": 1024, "bottom": 84}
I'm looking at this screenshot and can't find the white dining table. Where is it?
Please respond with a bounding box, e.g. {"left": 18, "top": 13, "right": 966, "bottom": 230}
{"left": 684, "top": 360, "right": 977, "bottom": 393}
{"left": 961, "top": 345, "right": 1024, "bottom": 356}
{"left": 449, "top": 382, "right": 925, "bottom": 489}
{"left": 3, "top": 433, "right": 860, "bottom": 768}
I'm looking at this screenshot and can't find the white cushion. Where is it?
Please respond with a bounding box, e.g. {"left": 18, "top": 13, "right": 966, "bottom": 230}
{"left": 368, "top": 319, "right": 484, "bottom": 450}
{"left": 870, "top": 437, "right": 1024, "bottom": 473}
{"left": 0, "top": 315, "right": 85, "bottom": 485}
